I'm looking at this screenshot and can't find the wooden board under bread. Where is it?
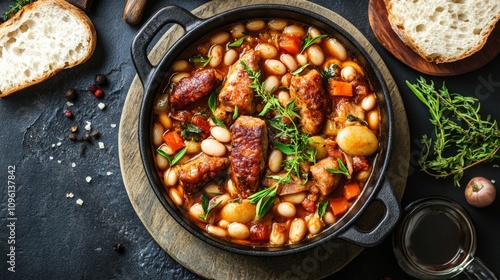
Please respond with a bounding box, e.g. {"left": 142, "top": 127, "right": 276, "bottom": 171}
{"left": 118, "top": 0, "right": 410, "bottom": 278}
{"left": 369, "top": 0, "right": 500, "bottom": 76}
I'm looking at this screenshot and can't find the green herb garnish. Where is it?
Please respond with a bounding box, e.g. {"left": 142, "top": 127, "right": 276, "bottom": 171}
{"left": 199, "top": 192, "right": 222, "bottom": 221}
{"left": 228, "top": 37, "right": 245, "bottom": 48}
{"left": 211, "top": 117, "right": 226, "bottom": 128}
{"left": 208, "top": 91, "right": 217, "bottom": 113}
{"left": 346, "top": 114, "right": 368, "bottom": 126}
{"left": 233, "top": 106, "right": 239, "bottom": 120}
{"left": 242, "top": 61, "right": 317, "bottom": 221}
{"left": 407, "top": 77, "right": 500, "bottom": 186}
{"left": 291, "top": 64, "right": 309, "bottom": 76}
{"left": 189, "top": 54, "right": 212, "bottom": 67}
{"left": 180, "top": 123, "right": 203, "bottom": 141}
{"left": 326, "top": 158, "right": 351, "bottom": 179}
{"left": 300, "top": 34, "right": 328, "bottom": 53}
{"left": 318, "top": 200, "right": 329, "bottom": 217}
{"left": 3, "top": 0, "right": 34, "bottom": 21}
{"left": 157, "top": 147, "right": 188, "bottom": 166}
{"left": 322, "top": 64, "right": 338, "bottom": 79}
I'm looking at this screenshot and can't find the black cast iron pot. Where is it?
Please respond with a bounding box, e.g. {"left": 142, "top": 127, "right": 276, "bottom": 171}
{"left": 131, "top": 4, "right": 400, "bottom": 256}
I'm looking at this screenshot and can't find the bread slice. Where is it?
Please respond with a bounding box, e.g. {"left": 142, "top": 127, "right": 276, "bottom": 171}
{"left": 0, "top": 0, "right": 96, "bottom": 97}
{"left": 385, "top": 0, "right": 500, "bottom": 63}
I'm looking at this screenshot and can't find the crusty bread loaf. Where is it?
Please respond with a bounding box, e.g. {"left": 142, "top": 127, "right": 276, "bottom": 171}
{"left": 385, "top": 0, "right": 500, "bottom": 63}
{"left": 0, "top": 0, "right": 96, "bottom": 97}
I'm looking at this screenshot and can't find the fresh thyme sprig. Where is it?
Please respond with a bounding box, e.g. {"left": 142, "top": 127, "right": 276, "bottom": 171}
{"left": 242, "top": 61, "right": 317, "bottom": 220}
{"left": 407, "top": 77, "right": 500, "bottom": 186}
{"left": 326, "top": 158, "right": 351, "bottom": 179}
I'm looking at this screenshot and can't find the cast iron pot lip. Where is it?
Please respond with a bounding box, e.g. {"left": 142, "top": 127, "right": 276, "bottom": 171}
{"left": 137, "top": 4, "right": 394, "bottom": 256}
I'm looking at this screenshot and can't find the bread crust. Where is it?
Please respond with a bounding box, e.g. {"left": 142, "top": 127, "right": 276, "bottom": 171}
{"left": 0, "top": 0, "right": 96, "bottom": 97}
{"left": 384, "top": 0, "right": 500, "bottom": 64}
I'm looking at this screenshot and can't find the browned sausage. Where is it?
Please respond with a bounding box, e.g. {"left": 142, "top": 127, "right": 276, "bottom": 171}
{"left": 309, "top": 157, "right": 342, "bottom": 196}
{"left": 169, "top": 69, "right": 222, "bottom": 110}
{"left": 174, "top": 154, "right": 229, "bottom": 194}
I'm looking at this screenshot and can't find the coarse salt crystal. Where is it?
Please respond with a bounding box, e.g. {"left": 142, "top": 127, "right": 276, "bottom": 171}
{"left": 106, "top": 172, "right": 113, "bottom": 176}
{"left": 85, "top": 121, "right": 92, "bottom": 131}
{"left": 57, "top": 142, "right": 62, "bottom": 147}
{"left": 49, "top": 156, "right": 54, "bottom": 160}
{"left": 86, "top": 176, "right": 92, "bottom": 183}
{"left": 98, "top": 103, "right": 106, "bottom": 110}
{"left": 71, "top": 162, "right": 76, "bottom": 168}
{"left": 493, "top": 165, "right": 499, "bottom": 168}
{"left": 76, "top": 199, "right": 84, "bottom": 206}
{"left": 52, "top": 144, "right": 56, "bottom": 147}
{"left": 66, "top": 101, "right": 74, "bottom": 107}
{"left": 66, "top": 193, "right": 74, "bottom": 198}
{"left": 110, "top": 124, "right": 117, "bottom": 128}
{"left": 57, "top": 160, "right": 62, "bottom": 164}
{"left": 492, "top": 179, "right": 496, "bottom": 184}
{"left": 99, "top": 142, "right": 105, "bottom": 149}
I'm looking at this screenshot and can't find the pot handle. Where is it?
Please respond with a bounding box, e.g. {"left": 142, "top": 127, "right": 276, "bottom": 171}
{"left": 338, "top": 178, "right": 401, "bottom": 246}
{"left": 131, "top": 5, "right": 202, "bottom": 87}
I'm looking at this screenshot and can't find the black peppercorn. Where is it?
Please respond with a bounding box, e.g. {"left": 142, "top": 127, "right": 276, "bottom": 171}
{"left": 65, "top": 89, "right": 77, "bottom": 100}
{"left": 68, "top": 133, "right": 77, "bottom": 141}
{"left": 113, "top": 243, "right": 125, "bottom": 253}
{"left": 91, "top": 130, "right": 100, "bottom": 139}
{"left": 88, "top": 84, "right": 98, "bottom": 94}
{"left": 95, "top": 74, "right": 108, "bottom": 86}
{"left": 83, "top": 133, "right": 91, "bottom": 142}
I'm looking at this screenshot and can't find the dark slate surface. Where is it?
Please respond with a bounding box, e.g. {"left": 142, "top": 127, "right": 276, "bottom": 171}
{"left": 1, "top": 1, "right": 499, "bottom": 279}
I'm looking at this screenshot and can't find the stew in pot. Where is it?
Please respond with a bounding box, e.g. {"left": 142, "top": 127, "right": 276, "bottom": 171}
{"left": 151, "top": 18, "right": 381, "bottom": 246}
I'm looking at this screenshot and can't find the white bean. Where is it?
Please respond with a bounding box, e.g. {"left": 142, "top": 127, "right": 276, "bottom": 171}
{"left": 296, "top": 53, "right": 308, "bottom": 66}
{"left": 306, "top": 214, "right": 324, "bottom": 235}
{"left": 367, "top": 109, "right": 380, "bottom": 131}
{"left": 323, "top": 211, "right": 336, "bottom": 225}
{"left": 289, "top": 218, "right": 307, "bottom": 243}
{"left": 341, "top": 65, "right": 357, "bottom": 82}
{"left": 206, "top": 225, "right": 228, "bottom": 238}
{"left": 158, "top": 113, "right": 173, "bottom": 130}
{"left": 189, "top": 203, "right": 206, "bottom": 223}
{"left": 256, "top": 43, "right": 278, "bottom": 59}
{"left": 171, "top": 72, "right": 190, "bottom": 84}
{"left": 306, "top": 44, "right": 325, "bottom": 66}
{"left": 210, "top": 31, "right": 230, "bottom": 45}
{"left": 220, "top": 200, "right": 256, "bottom": 223}
{"left": 201, "top": 138, "right": 227, "bottom": 157}
{"left": 336, "top": 126, "right": 379, "bottom": 156}
{"left": 265, "top": 59, "right": 287, "bottom": 75}
{"left": 230, "top": 24, "right": 246, "bottom": 39}
{"left": 308, "top": 27, "right": 323, "bottom": 41}
{"left": 361, "top": 94, "right": 377, "bottom": 111}
{"left": 211, "top": 194, "right": 231, "bottom": 209}
{"left": 172, "top": 60, "right": 189, "bottom": 72}
{"left": 211, "top": 126, "right": 231, "bottom": 143}
{"left": 264, "top": 75, "right": 280, "bottom": 93}
{"left": 152, "top": 123, "right": 164, "bottom": 147}
{"left": 169, "top": 188, "right": 184, "bottom": 206}
{"left": 268, "top": 149, "right": 284, "bottom": 173}
{"left": 209, "top": 45, "right": 224, "bottom": 68}
{"left": 268, "top": 19, "right": 288, "bottom": 31}
{"left": 282, "top": 192, "right": 307, "bottom": 204}
{"left": 246, "top": 19, "right": 266, "bottom": 32}
{"left": 281, "top": 73, "right": 292, "bottom": 88}
{"left": 283, "top": 24, "right": 306, "bottom": 37}
{"left": 277, "top": 90, "right": 291, "bottom": 107}
{"left": 280, "top": 54, "right": 298, "bottom": 71}
{"left": 226, "top": 179, "right": 239, "bottom": 197}
{"left": 224, "top": 49, "right": 238, "bottom": 66}
{"left": 155, "top": 153, "right": 169, "bottom": 171}
{"left": 218, "top": 219, "right": 230, "bottom": 229}
{"left": 164, "top": 169, "right": 178, "bottom": 187}
{"left": 204, "top": 184, "right": 221, "bottom": 197}
{"left": 158, "top": 144, "right": 175, "bottom": 156}
{"left": 276, "top": 202, "right": 296, "bottom": 218}
{"left": 227, "top": 222, "right": 250, "bottom": 239}
{"left": 270, "top": 223, "right": 288, "bottom": 245}
{"left": 325, "top": 38, "right": 347, "bottom": 61}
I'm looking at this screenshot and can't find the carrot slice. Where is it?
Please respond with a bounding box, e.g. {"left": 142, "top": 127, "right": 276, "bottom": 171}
{"left": 279, "top": 35, "right": 302, "bottom": 55}
{"left": 163, "top": 131, "right": 185, "bottom": 152}
{"left": 343, "top": 182, "right": 361, "bottom": 201}
{"left": 329, "top": 80, "right": 353, "bottom": 97}
{"left": 329, "top": 197, "right": 351, "bottom": 216}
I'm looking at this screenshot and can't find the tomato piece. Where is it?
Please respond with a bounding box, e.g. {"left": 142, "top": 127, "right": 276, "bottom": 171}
{"left": 279, "top": 35, "right": 302, "bottom": 55}
{"left": 162, "top": 131, "right": 185, "bottom": 152}
{"left": 329, "top": 80, "right": 353, "bottom": 97}
{"left": 192, "top": 115, "right": 210, "bottom": 138}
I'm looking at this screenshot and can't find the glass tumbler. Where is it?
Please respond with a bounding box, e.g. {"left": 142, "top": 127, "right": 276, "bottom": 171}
{"left": 392, "top": 197, "right": 496, "bottom": 279}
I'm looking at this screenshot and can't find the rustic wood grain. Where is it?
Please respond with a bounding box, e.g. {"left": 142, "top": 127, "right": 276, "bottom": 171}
{"left": 118, "top": 0, "right": 410, "bottom": 278}
{"left": 368, "top": 0, "right": 500, "bottom": 76}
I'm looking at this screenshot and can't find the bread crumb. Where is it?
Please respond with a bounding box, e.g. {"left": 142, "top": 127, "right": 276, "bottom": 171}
{"left": 66, "top": 101, "right": 74, "bottom": 107}
{"left": 86, "top": 176, "right": 92, "bottom": 183}
{"left": 76, "top": 198, "right": 84, "bottom": 206}
{"left": 98, "top": 142, "right": 105, "bottom": 149}
{"left": 85, "top": 121, "right": 92, "bottom": 131}
{"left": 98, "top": 103, "right": 106, "bottom": 110}
{"left": 66, "top": 193, "right": 74, "bottom": 198}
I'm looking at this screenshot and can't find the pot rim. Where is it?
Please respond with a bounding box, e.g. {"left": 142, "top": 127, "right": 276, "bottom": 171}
{"left": 134, "top": 4, "right": 396, "bottom": 256}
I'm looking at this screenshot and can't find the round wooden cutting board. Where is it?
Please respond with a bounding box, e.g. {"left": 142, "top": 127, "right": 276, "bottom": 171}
{"left": 118, "top": 0, "right": 410, "bottom": 279}
{"left": 368, "top": 0, "right": 500, "bottom": 76}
